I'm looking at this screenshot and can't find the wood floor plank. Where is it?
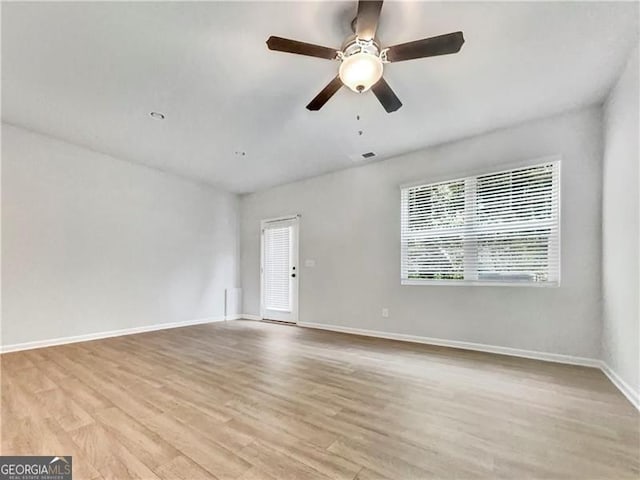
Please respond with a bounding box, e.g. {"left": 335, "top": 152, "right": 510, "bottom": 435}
{"left": 38, "top": 418, "right": 104, "bottom": 480}
{"left": 34, "top": 387, "right": 95, "bottom": 432}
{"left": 1, "top": 320, "right": 638, "bottom": 479}
{"left": 155, "top": 455, "right": 217, "bottom": 480}
{"left": 139, "top": 411, "right": 252, "bottom": 479}
{"left": 236, "top": 441, "right": 331, "bottom": 480}
{"left": 92, "top": 407, "right": 182, "bottom": 471}
{"left": 167, "top": 405, "right": 254, "bottom": 452}
{"left": 70, "top": 423, "right": 161, "bottom": 480}
{"left": 236, "top": 466, "right": 278, "bottom": 480}
{"left": 225, "top": 415, "right": 361, "bottom": 480}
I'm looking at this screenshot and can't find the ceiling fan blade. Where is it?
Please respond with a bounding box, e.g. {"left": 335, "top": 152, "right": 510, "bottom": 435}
{"left": 386, "top": 31, "right": 464, "bottom": 62}
{"left": 355, "top": 1, "right": 384, "bottom": 41}
{"left": 371, "top": 77, "right": 402, "bottom": 113}
{"left": 306, "top": 76, "right": 343, "bottom": 111}
{"left": 266, "top": 36, "right": 338, "bottom": 60}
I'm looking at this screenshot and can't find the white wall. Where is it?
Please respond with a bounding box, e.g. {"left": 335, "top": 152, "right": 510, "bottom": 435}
{"left": 602, "top": 46, "right": 639, "bottom": 401}
{"left": 241, "top": 107, "right": 603, "bottom": 359}
{"left": 1, "top": 123, "right": 239, "bottom": 348}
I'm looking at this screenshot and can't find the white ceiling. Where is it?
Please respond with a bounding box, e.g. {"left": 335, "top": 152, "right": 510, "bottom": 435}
{"left": 2, "top": 2, "right": 638, "bottom": 193}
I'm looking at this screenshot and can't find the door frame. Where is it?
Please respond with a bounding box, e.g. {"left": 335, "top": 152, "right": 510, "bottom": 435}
{"left": 260, "top": 214, "right": 300, "bottom": 324}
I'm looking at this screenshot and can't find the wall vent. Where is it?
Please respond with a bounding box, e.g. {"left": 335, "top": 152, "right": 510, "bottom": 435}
{"left": 361, "top": 152, "right": 376, "bottom": 158}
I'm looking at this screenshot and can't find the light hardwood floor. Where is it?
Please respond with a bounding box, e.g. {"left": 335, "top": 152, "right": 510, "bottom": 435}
{"left": 1, "top": 320, "right": 638, "bottom": 479}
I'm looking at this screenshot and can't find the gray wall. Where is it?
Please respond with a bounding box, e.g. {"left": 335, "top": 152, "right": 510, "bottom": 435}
{"left": 241, "top": 107, "right": 603, "bottom": 359}
{"left": 602, "top": 46, "right": 639, "bottom": 397}
{"left": 1, "top": 123, "right": 239, "bottom": 347}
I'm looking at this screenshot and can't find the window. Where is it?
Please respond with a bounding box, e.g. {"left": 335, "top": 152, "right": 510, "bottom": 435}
{"left": 401, "top": 160, "right": 560, "bottom": 286}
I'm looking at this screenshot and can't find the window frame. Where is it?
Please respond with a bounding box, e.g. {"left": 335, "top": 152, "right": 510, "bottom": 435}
{"left": 400, "top": 156, "right": 561, "bottom": 288}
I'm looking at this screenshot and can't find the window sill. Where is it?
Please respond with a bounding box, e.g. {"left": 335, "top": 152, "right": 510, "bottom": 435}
{"left": 401, "top": 279, "right": 560, "bottom": 288}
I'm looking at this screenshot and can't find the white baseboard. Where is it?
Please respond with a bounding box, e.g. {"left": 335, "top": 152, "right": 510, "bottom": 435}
{"left": 600, "top": 361, "right": 640, "bottom": 411}
{"left": 298, "top": 321, "right": 601, "bottom": 368}
{"left": 3, "top": 314, "right": 636, "bottom": 411}
{"left": 298, "top": 321, "right": 640, "bottom": 411}
{"left": 0, "top": 316, "right": 228, "bottom": 354}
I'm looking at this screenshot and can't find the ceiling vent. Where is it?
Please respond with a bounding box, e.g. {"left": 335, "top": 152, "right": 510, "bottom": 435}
{"left": 349, "top": 151, "right": 377, "bottom": 162}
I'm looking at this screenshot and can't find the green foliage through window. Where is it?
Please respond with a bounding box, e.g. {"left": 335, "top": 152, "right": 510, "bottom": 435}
{"left": 401, "top": 161, "right": 560, "bottom": 284}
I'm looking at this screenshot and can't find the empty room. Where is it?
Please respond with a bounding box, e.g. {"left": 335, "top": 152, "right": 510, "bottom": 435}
{"left": 1, "top": 1, "right": 639, "bottom": 479}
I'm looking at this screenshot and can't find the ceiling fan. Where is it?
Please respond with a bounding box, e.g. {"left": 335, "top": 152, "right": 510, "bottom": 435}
{"left": 266, "top": 0, "right": 465, "bottom": 113}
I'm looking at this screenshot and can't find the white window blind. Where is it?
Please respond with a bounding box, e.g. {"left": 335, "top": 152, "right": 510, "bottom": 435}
{"left": 401, "top": 161, "right": 560, "bottom": 286}
{"left": 263, "top": 225, "right": 292, "bottom": 310}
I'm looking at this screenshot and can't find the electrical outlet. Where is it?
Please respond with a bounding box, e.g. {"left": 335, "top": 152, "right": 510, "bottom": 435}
{"left": 381, "top": 308, "right": 389, "bottom": 318}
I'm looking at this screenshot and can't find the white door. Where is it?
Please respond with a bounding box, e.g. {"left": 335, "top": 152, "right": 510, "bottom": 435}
{"left": 261, "top": 216, "right": 299, "bottom": 323}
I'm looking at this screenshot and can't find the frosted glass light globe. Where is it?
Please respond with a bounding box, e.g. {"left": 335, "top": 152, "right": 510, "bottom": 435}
{"left": 339, "top": 52, "right": 383, "bottom": 93}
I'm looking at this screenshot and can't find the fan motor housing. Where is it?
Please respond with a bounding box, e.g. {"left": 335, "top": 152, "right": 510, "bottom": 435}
{"left": 341, "top": 35, "right": 381, "bottom": 57}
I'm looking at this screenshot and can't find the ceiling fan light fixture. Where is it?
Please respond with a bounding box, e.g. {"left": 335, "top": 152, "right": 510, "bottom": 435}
{"left": 266, "top": 1, "right": 464, "bottom": 112}
{"left": 339, "top": 51, "right": 383, "bottom": 93}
